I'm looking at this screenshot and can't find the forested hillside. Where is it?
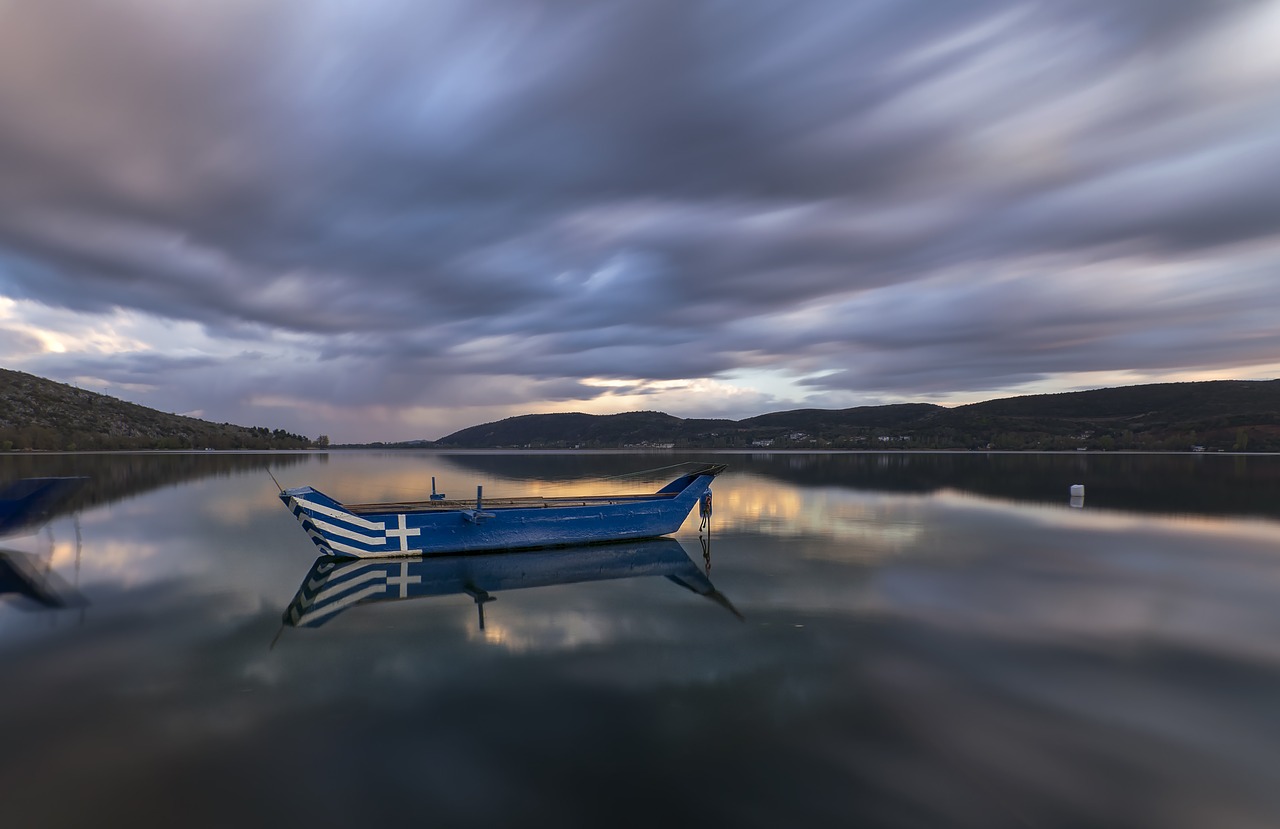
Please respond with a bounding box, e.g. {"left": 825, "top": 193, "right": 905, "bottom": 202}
{"left": 436, "top": 381, "right": 1280, "bottom": 451}
{"left": 0, "top": 368, "right": 318, "bottom": 450}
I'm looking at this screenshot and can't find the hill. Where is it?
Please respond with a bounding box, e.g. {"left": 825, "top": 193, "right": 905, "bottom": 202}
{"left": 0, "top": 368, "right": 318, "bottom": 450}
{"left": 441, "top": 411, "right": 695, "bottom": 449}
{"left": 948, "top": 380, "right": 1280, "bottom": 451}
{"left": 436, "top": 380, "right": 1280, "bottom": 451}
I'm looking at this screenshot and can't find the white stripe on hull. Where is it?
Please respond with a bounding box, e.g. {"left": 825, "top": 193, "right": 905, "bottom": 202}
{"left": 305, "top": 514, "right": 385, "bottom": 546}
{"left": 289, "top": 496, "right": 385, "bottom": 531}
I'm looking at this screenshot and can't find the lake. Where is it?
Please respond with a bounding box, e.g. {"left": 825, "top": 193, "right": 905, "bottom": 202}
{"left": 3, "top": 450, "right": 1280, "bottom": 828}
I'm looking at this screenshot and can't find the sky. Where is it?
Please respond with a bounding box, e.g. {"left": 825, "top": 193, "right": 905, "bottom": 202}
{"left": 2, "top": 0, "right": 1280, "bottom": 443}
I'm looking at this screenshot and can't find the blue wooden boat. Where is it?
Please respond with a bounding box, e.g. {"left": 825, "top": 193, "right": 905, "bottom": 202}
{"left": 279, "top": 463, "right": 725, "bottom": 559}
{"left": 281, "top": 537, "right": 739, "bottom": 630}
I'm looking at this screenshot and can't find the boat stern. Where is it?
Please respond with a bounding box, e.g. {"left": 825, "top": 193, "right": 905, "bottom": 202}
{"left": 655, "top": 463, "right": 727, "bottom": 495}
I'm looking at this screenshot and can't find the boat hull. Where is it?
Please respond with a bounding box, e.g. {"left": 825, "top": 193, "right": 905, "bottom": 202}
{"left": 279, "top": 466, "right": 723, "bottom": 559}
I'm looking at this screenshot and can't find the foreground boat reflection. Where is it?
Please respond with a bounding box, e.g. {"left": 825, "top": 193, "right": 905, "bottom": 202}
{"left": 0, "top": 477, "right": 87, "bottom": 538}
{"left": 282, "top": 537, "right": 741, "bottom": 632}
{"left": 0, "top": 477, "right": 89, "bottom": 617}
{"left": 0, "top": 548, "right": 86, "bottom": 611}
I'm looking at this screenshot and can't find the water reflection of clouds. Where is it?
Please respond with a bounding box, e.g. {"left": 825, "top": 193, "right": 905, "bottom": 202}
{"left": 6, "top": 453, "right": 1280, "bottom": 827}
{"left": 20, "top": 451, "right": 1280, "bottom": 669}
{"left": 713, "top": 474, "right": 925, "bottom": 553}
{"left": 466, "top": 612, "right": 608, "bottom": 651}
{"left": 868, "top": 506, "right": 1280, "bottom": 667}
{"left": 681, "top": 472, "right": 1280, "bottom": 672}
{"left": 199, "top": 479, "right": 282, "bottom": 527}
{"left": 63, "top": 504, "right": 205, "bottom": 587}
{"left": 931, "top": 486, "right": 1280, "bottom": 543}
{"left": 6, "top": 474, "right": 304, "bottom": 621}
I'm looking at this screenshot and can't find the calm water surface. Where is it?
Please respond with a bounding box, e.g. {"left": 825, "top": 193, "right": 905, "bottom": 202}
{"left": 3, "top": 451, "right": 1280, "bottom": 828}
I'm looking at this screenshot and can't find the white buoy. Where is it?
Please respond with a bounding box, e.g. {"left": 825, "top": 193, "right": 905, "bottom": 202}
{"left": 1070, "top": 484, "right": 1085, "bottom": 498}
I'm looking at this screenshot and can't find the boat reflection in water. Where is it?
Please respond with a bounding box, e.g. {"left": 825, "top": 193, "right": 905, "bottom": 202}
{"left": 0, "top": 477, "right": 86, "bottom": 538}
{"left": 0, "top": 477, "right": 89, "bottom": 614}
{"left": 282, "top": 537, "right": 741, "bottom": 632}
{"left": 0, "top": 548, "right": 86, "bottom": 611}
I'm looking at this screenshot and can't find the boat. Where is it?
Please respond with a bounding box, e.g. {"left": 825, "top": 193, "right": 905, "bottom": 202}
{"left": 279, "top": 463, "right": 725, "bottom": 559}
{"left": 280, "top": 537, "right": 740, "bottom": 631}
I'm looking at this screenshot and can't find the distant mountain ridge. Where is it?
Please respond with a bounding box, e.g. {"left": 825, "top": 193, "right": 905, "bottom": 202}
{"left": 436, "top": 380, "right": 1280, "bottom": 452}
{"left": 0, "top": 368, "right": 318, "bottom": 450}
{"left": 6, "top": 365, "right": 1277, "bottom": 452}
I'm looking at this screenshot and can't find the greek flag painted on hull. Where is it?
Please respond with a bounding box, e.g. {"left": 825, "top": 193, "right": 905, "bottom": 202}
{"left": 281, "top": 537, "right": 740, "bottom": 630}
{"left": 279, "top": 463, "right": 725, "bottom": 559}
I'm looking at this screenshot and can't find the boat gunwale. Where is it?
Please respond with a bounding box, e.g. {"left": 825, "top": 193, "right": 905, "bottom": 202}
{"left": 345, "top": 491, "right": 679, "bottom": 515}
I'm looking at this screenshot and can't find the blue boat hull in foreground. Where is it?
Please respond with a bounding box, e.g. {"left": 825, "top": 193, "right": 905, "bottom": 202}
{"left": 280, "top": 463, "right": 725, "bottom": 558}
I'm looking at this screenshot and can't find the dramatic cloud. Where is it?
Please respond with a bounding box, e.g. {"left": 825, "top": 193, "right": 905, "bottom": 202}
{"left": 2, "top": 0, "right": 1279, "bottom": 440}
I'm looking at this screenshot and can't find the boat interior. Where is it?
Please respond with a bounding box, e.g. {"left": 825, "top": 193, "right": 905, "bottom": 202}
{"left": 347, "top": 491, "right": 678, "bottom": 515}
{"left": 344, "top": 464, "right": 724, "bottom": 516}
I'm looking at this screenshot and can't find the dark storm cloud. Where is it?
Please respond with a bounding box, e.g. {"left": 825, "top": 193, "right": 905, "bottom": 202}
{"left": 2, "top": 0, "right": 1280, "bottom": 430}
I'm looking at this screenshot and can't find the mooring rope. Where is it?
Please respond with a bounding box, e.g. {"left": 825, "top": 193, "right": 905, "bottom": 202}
{"left": 595, "top": 461, "right": 709, "bottom": 482}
